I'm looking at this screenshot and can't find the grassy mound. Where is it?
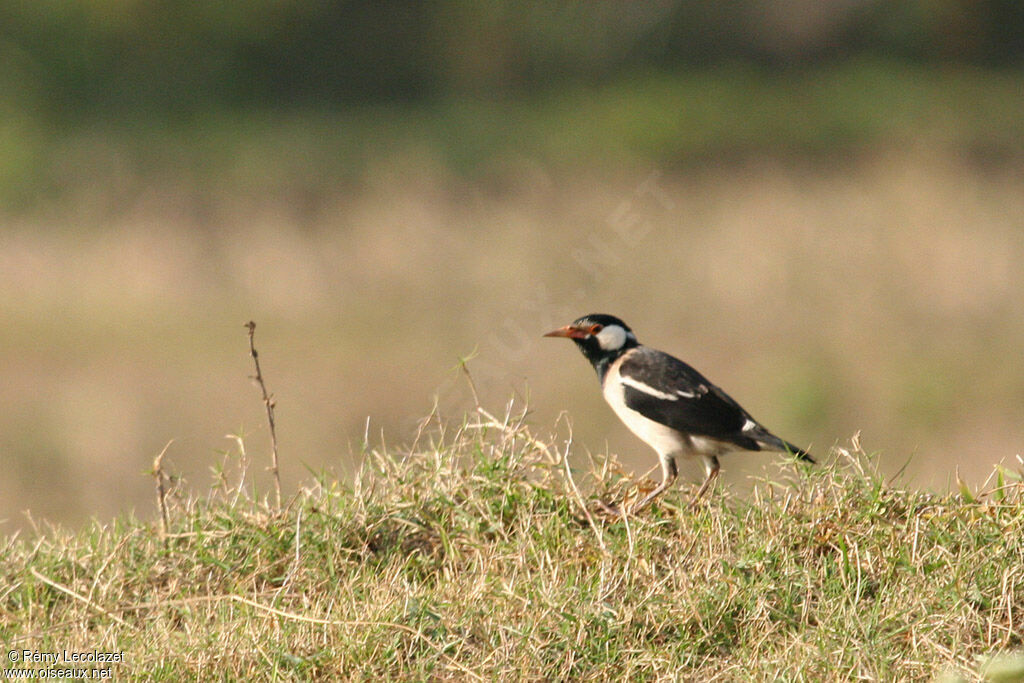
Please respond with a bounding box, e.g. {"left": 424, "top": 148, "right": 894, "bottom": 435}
{"left": 3, "top": 405, "right": 1024, "bottom": 680}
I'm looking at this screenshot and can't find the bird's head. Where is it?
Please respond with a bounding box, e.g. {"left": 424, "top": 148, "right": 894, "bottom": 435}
{"left": 543, "top": 314, "right": 638, "bottom": 367}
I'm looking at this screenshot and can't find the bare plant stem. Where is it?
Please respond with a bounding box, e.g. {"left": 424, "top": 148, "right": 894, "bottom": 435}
{"left": 245, "top": 321, "right": 282, "bottom": 511}
{"left": 151, "top": 440, "right": 174, "bottom": 546}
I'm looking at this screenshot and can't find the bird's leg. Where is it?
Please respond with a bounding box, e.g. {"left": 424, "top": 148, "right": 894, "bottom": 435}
{"left": 691, "top": 455, "right": 721, "bottom": 505}
{"left": 627, "top": 454, "right": 678, "bottom": 515}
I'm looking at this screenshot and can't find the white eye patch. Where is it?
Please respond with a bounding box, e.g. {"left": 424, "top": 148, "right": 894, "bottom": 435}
{"left": 595, "top": 324, "right": 629, "bottom": 350}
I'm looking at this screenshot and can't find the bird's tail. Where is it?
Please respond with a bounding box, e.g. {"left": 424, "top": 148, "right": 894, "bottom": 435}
{"left": 758, "top": 433, "right": 815, "bottom": 464}
{"left": 782, "top": 440, "right": 815, "bottom": 464}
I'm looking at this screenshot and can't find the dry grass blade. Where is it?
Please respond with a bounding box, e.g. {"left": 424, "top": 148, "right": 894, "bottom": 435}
{"left": 29, "top": 567, "right": 132, "bottom": 630}
{"left": 226, "top": 595, "right": 485, "bottom": 681}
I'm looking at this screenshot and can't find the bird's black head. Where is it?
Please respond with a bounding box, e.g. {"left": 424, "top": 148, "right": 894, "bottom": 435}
{"left": 543, "top": 313, "right": 638, "bottom": 377}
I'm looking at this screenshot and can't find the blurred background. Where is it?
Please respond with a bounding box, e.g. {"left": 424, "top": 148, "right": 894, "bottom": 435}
{"left": 2, "top": 1, "right": 1023, "bottom": 531}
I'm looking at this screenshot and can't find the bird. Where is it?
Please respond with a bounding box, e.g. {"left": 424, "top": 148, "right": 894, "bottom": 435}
{"left": 544, "top": 313, "right": 813, "bottom": 514}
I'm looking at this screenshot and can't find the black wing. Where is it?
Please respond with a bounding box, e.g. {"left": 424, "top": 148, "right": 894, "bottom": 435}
{"left": 618, "top": 347, "right": 763, "bottom": 451}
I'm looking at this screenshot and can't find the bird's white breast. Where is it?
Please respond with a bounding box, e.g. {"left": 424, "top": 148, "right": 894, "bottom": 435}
{"left": 602, "top": 355, "right": 690, "bottom": 458}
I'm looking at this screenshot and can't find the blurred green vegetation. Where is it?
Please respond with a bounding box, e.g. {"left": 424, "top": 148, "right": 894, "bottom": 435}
{"left": 3, "top": 62, "right": 1024, "bottom": 214}
{"left": 2, "top": 0, "right": 1022, "bottom": 119}
{"left": 2, "top": 1, "right": 1022, "bottom": 213}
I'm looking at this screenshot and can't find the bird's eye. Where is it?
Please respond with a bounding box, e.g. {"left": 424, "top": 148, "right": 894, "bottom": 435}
{"left": 590, "top": 324, "right": 603, "bottom": 335}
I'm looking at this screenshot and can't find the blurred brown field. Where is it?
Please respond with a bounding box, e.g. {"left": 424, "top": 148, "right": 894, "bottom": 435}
{"left": 3, "top": 149, "right": 1022, "bottom": 531}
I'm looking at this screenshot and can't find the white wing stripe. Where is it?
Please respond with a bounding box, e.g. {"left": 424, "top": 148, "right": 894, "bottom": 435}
{"left": 620, "top": 375, "right": 679, "bottom": 401}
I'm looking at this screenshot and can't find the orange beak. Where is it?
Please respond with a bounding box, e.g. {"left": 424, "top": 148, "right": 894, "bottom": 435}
{"left": 543, "top": 324, "right": 588, "bottom": 340}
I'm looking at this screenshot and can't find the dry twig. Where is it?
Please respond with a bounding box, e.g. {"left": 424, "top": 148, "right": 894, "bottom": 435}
{"left": 245, "top": 321, "right": 282, "bottom": 510}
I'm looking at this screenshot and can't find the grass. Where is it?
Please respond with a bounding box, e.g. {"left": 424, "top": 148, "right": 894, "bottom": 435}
{"left": 4, "top": 400, "right": 1024, "bottom": 680}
